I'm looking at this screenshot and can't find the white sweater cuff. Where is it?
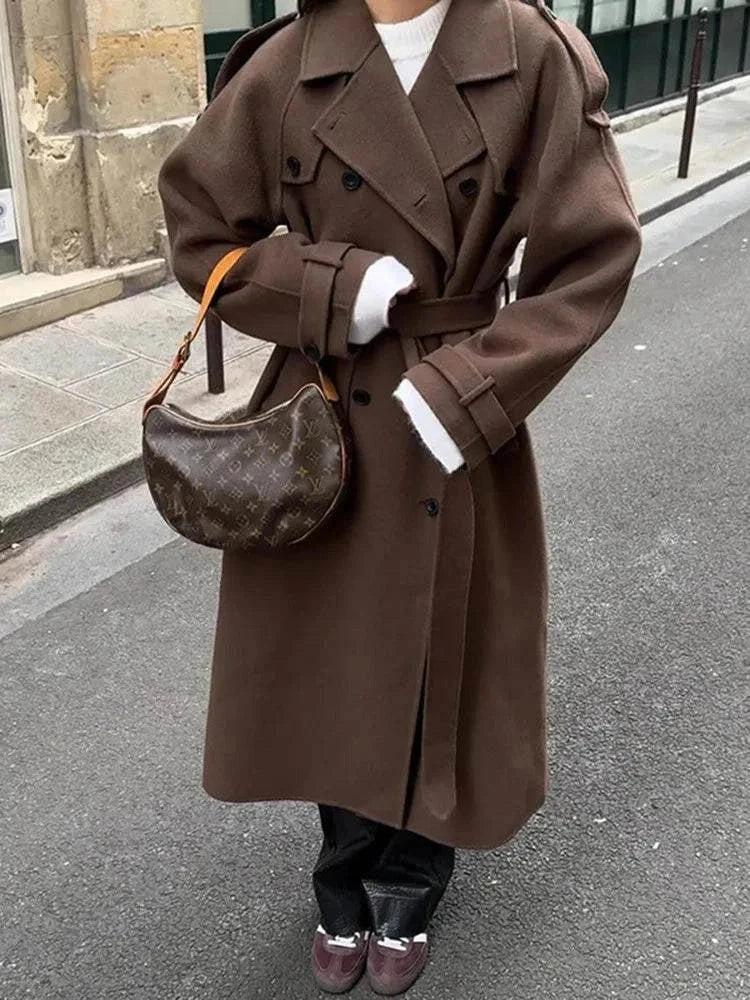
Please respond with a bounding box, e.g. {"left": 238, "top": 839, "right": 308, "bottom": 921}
{"left": 393, "top": 379, "right": 465, "bottom": 474}
{"left": 349, "top": 256, "right": 414, "bottom": 346}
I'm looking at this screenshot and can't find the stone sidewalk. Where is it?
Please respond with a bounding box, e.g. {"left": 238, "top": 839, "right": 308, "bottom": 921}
{"left": 1, "top": 80, "right": 750, "bottom": 548}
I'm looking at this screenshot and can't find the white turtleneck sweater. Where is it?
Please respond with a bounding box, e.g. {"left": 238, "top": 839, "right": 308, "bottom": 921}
{"left": 348, "top": 0, "right": 465, "bottom": 475}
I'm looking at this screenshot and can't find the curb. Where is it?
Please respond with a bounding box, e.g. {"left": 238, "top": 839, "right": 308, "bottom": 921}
{"left": 0, "top": 457, "right": 146, "bottom": 552}
{"left": 636, "top": 158, "right": 750, "bottom": 226}
{"left": 0, "top": 259, "right": 169, "bottom": 341}
{"left": 611, "top": 75, "right": 750, "bottom": 135}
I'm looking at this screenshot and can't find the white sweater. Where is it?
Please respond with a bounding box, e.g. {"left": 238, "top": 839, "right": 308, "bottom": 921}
{"left": 348, "top": 0, "right": 465, "bottom": 475}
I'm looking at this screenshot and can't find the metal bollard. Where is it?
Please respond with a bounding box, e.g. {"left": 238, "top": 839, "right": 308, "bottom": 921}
{"left": 678, "top": 7, "right": 709, "bottom": 179}
{"left": 205, "top": 310, "right": 225, "bottom": 395}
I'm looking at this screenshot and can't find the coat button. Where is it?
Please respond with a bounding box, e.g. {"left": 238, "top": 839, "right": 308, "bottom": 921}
{"left": 342, "top": 170, "right": 362, "bottom": 191}
{"left": 286, "top": 155, "right": 301, "bottom": 178}
{"left": 424, "top": 498, "right": 440, "bottom": 517}
{"left": 352, "top": 388, "right": 371, "bottom": 405}
{"left": 458, "top": 176, "right": 479, "bottom": 198}
{"left": 303, "top": 342, "right": 321, "bottom": 362}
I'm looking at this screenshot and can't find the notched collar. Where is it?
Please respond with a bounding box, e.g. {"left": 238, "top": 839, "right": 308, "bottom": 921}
{"left": 299, "top": 0, "right": 518, "bottom": 85}
{"left": 437, "top": 0, "right": 518, "bottom": 82}
{"left": 299, "top": 0, "right": 380, "bottom": 82}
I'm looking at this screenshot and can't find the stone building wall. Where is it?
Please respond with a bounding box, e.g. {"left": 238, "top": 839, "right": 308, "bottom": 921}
{"left": 6, "top": 0, "right": 204, "bottom": 274}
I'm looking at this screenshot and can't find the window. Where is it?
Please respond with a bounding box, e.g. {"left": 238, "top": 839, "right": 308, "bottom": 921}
{"left": 203, "top": 1, "right": 253, "bottom": 33}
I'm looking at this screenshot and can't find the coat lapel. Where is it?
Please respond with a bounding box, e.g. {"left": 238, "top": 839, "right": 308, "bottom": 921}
{"left": 301, "top": 0, "right": 519, "bottom": 273}
{"left": 305, "top": 0, "right": 455, "bottom": 270}
{"left": 409, "top": 0, "right": 518, "bottom": 182}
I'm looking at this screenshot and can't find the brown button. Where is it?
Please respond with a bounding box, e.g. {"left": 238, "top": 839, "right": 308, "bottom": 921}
{"left": 424, "top": 498, "right": 440, "bottom": 517}
{"left": 286, "top": 156, "right": 301, "bottom": 178}
{"left": 352, "top": 388, "right": 371, "bottom": 405}
{"left": 458, "top": 177, "right": 479, "bottom": 199}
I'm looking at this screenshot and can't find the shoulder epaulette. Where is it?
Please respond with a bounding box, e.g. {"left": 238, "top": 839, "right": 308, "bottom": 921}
{"left": 517, "top": 0, "right": 611, "bottom": 126}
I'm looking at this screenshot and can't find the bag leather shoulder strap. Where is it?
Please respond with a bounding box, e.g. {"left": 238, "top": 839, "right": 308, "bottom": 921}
{"left": 142, "top": 247, "right": 248, "bottom": 418}
{"left": 142, "top": 244, "right": 341, "bottom": 421}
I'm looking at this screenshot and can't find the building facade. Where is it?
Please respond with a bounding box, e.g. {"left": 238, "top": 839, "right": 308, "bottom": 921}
{"left": 0, "top": 0, "right": 748, "bottom": 283}
{"left": 0, "top": 0, "right": 206, "bottom": 282}
{"left": 203, "top": 0, "right": 750, "bottom": 106}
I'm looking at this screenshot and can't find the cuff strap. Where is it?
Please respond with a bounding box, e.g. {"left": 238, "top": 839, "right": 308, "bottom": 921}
{"left": 297, "top": 241, "right": 354, "bottom": 361}
{"left": 423, "top": 345, "right": 515, "bottom": 453}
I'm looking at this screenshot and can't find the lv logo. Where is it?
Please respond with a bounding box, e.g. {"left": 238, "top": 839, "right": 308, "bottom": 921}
{"left": 308, "top": 476, "right": 330, "bottom": 496}
{"left": 302, "top": 418, "right": 321, "bottom": 439}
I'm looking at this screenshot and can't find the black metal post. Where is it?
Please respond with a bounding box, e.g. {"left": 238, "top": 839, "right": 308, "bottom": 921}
{"left": 205, "top": 311, "right": 225, "bottom": 395}
{"left": 741, "top": 0, "right": 750, "bottom": 73}
{"left": 678, "top": 7, "right": 709, "bottom": 179}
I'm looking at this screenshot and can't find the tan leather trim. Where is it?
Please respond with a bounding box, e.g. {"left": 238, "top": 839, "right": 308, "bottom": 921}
{"left": 141, "top": 247, "right": 249, "bottom": 420}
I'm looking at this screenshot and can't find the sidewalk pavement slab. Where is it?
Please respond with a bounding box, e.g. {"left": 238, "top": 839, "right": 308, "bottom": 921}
{"left": 1, "top": 83, "right": 750, "bottom": 549}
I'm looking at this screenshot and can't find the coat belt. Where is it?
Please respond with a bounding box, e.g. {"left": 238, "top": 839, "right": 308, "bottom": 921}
{"left": 388, "top": 290, "right": 499, "bottom": 342}
{"left": 388, "top": 290, "right": 498, "bottom": 822}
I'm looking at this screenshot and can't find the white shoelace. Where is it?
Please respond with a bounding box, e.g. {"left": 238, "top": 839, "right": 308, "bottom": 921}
{"left": 377, "top": 932, "right": 428, "bottom": 952}
{"left": 317, "top": 926, "right": 427, "bottom": 952}
{"left": 318, "top": 925, "right": 369, "bottom": 949}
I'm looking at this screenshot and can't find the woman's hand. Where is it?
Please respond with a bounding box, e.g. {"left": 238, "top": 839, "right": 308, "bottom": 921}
{"left": 348, "top": 256, "right": 464, "bottom": 473}
{"left": 348, "top": 256, "right": 415, "bottom": 346}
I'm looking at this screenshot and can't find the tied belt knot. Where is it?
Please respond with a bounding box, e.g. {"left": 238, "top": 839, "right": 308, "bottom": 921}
{"left": 386, "top": 286, "right": 503, "bottom": 824}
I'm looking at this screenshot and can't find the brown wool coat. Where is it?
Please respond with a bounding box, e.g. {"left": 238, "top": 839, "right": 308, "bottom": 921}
{"left": 158, "top": 0, "right": 642, "bottom": 849}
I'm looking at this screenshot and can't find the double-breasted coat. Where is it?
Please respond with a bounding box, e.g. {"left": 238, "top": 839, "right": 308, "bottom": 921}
{"left": 158, "top": 0, "right": 641, "bottom": 849}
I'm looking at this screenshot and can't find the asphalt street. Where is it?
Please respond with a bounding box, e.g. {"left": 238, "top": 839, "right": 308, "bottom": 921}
{"left": 1, "top": 189, "right": 748, "bottom": 1000}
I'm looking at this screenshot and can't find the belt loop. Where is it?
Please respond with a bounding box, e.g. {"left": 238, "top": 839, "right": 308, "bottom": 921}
{"left": 459, "top": 375, "right": 495, "bottom": 408}
{"left": 423, "top": 345, "right": 515, "bottom": 454}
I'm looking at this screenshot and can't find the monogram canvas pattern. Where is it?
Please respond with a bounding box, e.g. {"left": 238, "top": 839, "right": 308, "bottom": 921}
{"left": 142, "top": 384, "right": 348, "bottom": 550}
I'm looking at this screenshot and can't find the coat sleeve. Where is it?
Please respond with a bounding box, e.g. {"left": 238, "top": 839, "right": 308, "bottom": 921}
{"left": 399, "top": 21, "right": 643, "bottom": 470}
{"left": 157, "top": 62, "right": 386, "bottom": 363}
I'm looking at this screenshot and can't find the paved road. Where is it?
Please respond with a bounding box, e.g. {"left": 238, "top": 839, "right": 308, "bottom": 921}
{"left": 1, "top": 193, "right": 748, "bottom": 1000}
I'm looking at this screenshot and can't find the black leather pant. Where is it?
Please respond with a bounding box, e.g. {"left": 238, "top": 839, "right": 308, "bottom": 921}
{"left": 313, "top": 805, "right": 455, "bottom": 939}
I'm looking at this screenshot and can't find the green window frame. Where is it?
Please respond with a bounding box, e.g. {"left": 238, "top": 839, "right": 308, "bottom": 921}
{"left": 204, "top": 0, "right": 750, "bottom": 113}
{"left": 550, "top": 0, "right": 750, "bottom": 112}
{"left": 204, "top": 0, "right": 277, "bottom": 95}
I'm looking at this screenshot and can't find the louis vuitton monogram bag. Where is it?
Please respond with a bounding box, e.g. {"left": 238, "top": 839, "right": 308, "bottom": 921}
{"left": 141, "top": 248, "right": 352, "bottom": 550}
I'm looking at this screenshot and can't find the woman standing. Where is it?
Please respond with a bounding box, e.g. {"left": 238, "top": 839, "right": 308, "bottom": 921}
{"left": 158, "top": 0, "right": 641, "bottom": 993}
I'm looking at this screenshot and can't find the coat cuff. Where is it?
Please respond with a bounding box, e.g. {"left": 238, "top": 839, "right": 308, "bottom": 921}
{"left": 402, "top": 343, "right": 516, "bottom": 470}
{"left": 298, "top": 242, "right": 385, "bottom": 362}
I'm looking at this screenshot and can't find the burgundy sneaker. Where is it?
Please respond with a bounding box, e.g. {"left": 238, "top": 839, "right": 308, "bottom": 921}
{"left": 311, "top": 925, "right": 370, "bottom": 994}
{"left": 367, "top": 933, "right": 429, "bottom": 996}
